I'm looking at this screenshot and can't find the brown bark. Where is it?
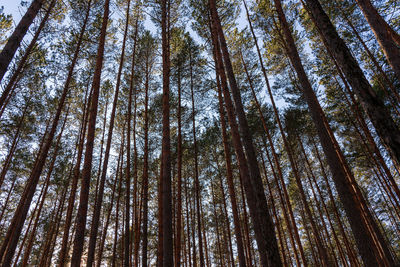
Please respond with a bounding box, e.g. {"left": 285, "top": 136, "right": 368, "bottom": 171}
{"left": 86, "top": 1, "right": 130, "bottom": 266}
{"left": 160, "top": 0, "right": 173, "bottom": 265}
{"left": 303, "top": 0, "right": 400, "bottom": 194}
{"left": 209, "top": 0, "right": 282, "bottom": 266}
{"left": 141, "top": 39, "right": 150, "bottom": 267}
{"left": 214, "top": 77, "right": 246, "bottom": 267}
{"left": 274, "top": 0, "right": 393, "bottom": 265}
{"left": 70, "top": 0, "right": 110, "bottom": 264}
{"left": 209, "top": 5, "right": 281, "bottom": 265}
{"left": 175, "top": 64, "right": 183, "bottom": 267}
{"left": 0, "top": 0, "right": 45, "bottom": 82}
{"left": 58, "top": 78, "right": 92, "bottom": 267}
{"left": 355, "top": 0, "right": 400, "bottom": 80}
{"left": 0, "top": 0, "right": 56, "bottom": 113}
{"left": 96, "top": 140, "right": 123, "bottom": 267}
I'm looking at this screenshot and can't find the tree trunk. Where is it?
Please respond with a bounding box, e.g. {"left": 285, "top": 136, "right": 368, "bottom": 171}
{"left": 214, "top": 76, "right": 246, "bottom": 267}
{"left": 0, "top": 0, "right": 56, "bottom": 113}
{"left": 85, "top": 1, "right": 130, "bottom": 266}
{"left": 70, "top": 0, "right": 110, "bottom": 264}
{"left": 189, "top": 49, "right": 205, "bottom": 267}
{"left": 208, "top": 5, "right": 281, "bottom": 265}
{"left": 355, "top": 0, "right": 400, "bottom": 80}
{"left": 141, "top": 41, "right": 150, "bottom": 267}
{"left": 304, "top": 0, "right": 400, "bottom": 184}
{"left": 160, "top": 0, "right": 173, "bottom": 265}
{"left": 58, "top": 78, "right": 92, "bottom": 267}
{"left": 274, "top": 0, "right": 393, "bottom": 265}
{"left": 96, "top": 140, "right": 123, "bottom": 267}
{"left": 0, "top": 0, "right": 45, "bottom": 82}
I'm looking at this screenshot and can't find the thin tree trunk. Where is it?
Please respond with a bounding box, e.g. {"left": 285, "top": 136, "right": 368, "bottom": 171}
{"left": 96, "top": 139, "right": 123, "bottom": 267}
{"left": 141, "top": 42, "right": 150, "bottom": 267}
{"left": 189, "top": 49, "right": 205, "bottom": 267}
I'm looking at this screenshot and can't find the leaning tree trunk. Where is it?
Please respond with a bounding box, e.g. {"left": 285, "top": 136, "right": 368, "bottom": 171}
{"left": 303, "top": 0, "right": 400, "bottom": 200}
{"left": 0, "top": 0, "right": 56, "bottom": 113}
{"left": 209, "top": 1, "right": 282, "bottom": 265}
{"left": 70, "top": 0, "right": 110, "bottom": 265}
{"left": 274, "top": 0, "right": 393, "bottom": 265}
{"left": 355, "top": 0, "right": 400, "bottom": 80}
{"left": 215, "top": 71, "right": 247, "bottom": 267}
{"left": 0, "top": 3, "right": 90, "bottom": 266}
{"left": 0, "top": 0, "right": 45, "bottom": 82}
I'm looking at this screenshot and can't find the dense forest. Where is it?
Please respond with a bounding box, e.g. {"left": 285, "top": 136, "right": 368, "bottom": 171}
{"left": 0, "top": 0, "right": 400, "bottom": 266}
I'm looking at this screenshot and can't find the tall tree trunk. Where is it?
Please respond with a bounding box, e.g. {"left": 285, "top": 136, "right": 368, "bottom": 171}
{"left": 0, "top": 3, "right": 90, "bottom": 266}
{"left": 141, "top": 42, "right": 150, "bottom": 267}
{"left": 0, "top": 0, "right": 56, "bottom": 114}
{"left": 208, "top": 6, "right": 281, "bottom": 265}
{"left": 85, "top": 1, "right": 130, "bottom": 265}
{"left": 130, "top": 8, "right": 141, "bottom": 266}
{"left": 160, "top": 0, "right": 173, "bottom": 265}
{"left": 303, "top": 0, "right": 400, "bottom": 183}
{"left": 214, "top": 78, "right": 246, "bottom": 267}
{"left": 0, "top": 0, "right": 45, "bottom": 82}
{"left": 355, "top": 0, "right": 400, "bottom": 80}
{"left": 58, "top": 78, "right": 92, "bottom": 267}
{"left": 189, "top": 49, "right": 205, "bottom": 267}
{"left": 175, "top": 65, "right": 183, "bottom": 267}
{"left": 274, "top": 0, "right": 393, "bottom": 265}
{"left": 70, "top": 0, "right": 110, "bottom": 264}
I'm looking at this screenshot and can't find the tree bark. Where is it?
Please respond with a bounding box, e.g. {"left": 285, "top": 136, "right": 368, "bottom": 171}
{"left": 0, "top": 0, "right": 45, "bottom": 82}
{"left": 70, "top": 0, "right": 110, "bottom": 264}
{"left": 355, "top": 0, "right": 400, "bottom": 80}
{"left": 160, "top": 0, "right": 173, "bottom": 265}
{"left": 274, "top": 0, "right": 393, "bottom": 265}
{"left": 0, "top": 0, "right": 56, "bottom": 113}
{"left": 208, "top": 4, "right": 281, "bottom": 265}
{"left": 303, "top": 0, "right": 400, "bottom": 186}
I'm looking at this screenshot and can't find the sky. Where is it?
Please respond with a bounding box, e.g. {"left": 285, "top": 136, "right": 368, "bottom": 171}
{"left": 2, "top": 0, "right": 22, "bottom": 21}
